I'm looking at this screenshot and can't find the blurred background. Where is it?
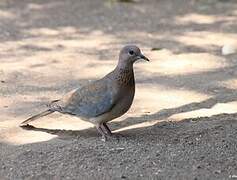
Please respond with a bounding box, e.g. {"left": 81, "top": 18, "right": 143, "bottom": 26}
{"left": 0, "top": 0, "right": 237, "bottom": 179}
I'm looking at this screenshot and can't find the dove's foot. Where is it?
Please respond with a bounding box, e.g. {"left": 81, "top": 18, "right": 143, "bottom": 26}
{"left": 96, "top": 124, "right": 109, "bottom": 142}
{"left": 101, "top": 123, "right": 113, "bottom": 136}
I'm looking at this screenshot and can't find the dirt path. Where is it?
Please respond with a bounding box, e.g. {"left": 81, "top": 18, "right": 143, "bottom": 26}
{"left": 0, "top": 0, "right": 237, "bottom": 179}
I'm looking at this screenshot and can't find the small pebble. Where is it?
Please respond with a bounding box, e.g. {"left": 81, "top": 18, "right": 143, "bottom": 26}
{"left": 214, "top": 170, "right": 221, "bottom": 174}
{"left": 222, "top": 43, "right": 237, "bottom": 55}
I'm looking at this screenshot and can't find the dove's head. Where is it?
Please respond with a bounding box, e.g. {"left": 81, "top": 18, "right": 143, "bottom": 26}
{"left": 118, "top": 45, "right": 149, "bottom": 67}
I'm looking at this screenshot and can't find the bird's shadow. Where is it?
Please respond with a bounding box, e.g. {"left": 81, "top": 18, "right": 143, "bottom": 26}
{"left": 20, "top": 124, "right": 99, "bottom": 139}
{"left": 20, "top": 92, "right": 237, "bottom": 139}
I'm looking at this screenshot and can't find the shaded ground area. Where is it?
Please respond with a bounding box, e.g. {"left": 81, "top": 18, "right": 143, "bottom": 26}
{"left": 1, "top": 113, "right": 237, "bottom": 179}
{"left": 0, "top": 0, "right": 237, "bottom": 179}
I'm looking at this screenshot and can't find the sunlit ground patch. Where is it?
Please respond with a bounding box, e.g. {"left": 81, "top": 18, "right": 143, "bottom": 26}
{"left": 172, "top": 101, "right": 237, "bottom": 121}
{"left": 139, "top": 50, "right": 227, "bottom": 75}
{"left": 220, "top": 78, "right": 237, "bottom": 90}
{"left": 174, "top": 31, "right": 237, "bottom": 48}
{"left": 0, "top": 116, "right": 94, "bottom": 145}
{"left": 175, "top": 13, "right": 236, "bottom": 25}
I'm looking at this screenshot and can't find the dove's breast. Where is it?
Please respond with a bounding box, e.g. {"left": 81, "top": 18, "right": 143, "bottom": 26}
{"left": 90, "top": 68, "right": 135, "bottom": 124}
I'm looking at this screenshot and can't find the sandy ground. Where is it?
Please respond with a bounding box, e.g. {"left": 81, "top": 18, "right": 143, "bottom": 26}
{"left": 0, "top": 0, "right": 237, "bottom": 179}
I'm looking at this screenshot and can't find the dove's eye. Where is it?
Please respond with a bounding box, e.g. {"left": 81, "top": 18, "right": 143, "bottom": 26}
{"left": 128, "top": 50, "right": 134, "bottom": 56}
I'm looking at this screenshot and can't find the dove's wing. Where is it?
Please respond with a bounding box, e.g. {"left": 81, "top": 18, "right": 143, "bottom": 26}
{"left": 49, "top": 78, "right": 118, "bottom": 118}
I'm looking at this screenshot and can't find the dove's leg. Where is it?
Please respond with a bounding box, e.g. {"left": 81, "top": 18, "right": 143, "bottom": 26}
{"left": 95, "top": 124, "right": 107, "bottom": 141}
{"left": 101, "top": 123, "right": 112, "bottom": 136}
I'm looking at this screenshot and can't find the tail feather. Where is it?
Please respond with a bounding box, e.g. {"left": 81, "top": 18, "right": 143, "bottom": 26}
{"left": 20, "top": 109, "right": 54, "bottom": 126}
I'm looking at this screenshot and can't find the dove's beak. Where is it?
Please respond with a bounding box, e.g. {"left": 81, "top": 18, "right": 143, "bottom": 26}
{"left": 138, "top": 54, "right": 150, "bottom": 61}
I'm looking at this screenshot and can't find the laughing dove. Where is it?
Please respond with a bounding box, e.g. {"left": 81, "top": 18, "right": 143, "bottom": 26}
{"left": 21, "top": 45, "right": 150, "bottom": 140}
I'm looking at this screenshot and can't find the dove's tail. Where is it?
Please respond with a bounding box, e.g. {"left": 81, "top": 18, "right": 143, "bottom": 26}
{"left": 20, "top": 109, "right": 54, "bottom": 126}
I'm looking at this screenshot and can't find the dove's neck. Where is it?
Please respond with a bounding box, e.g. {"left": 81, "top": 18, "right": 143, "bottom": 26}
{"left": 117, "top": 60, "right": 133, "bottom": 69}
{"left": 113, "top": 62, "right": 134, "bottom": 86}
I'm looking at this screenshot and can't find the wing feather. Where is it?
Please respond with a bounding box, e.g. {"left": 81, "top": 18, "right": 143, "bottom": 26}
{"left": 50, "top": 79, "right": 117, "bottom": 118}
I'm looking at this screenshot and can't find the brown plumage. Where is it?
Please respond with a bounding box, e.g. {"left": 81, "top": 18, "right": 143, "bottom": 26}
{"left": 21, "top": 45, "right": 149, "bottom": 141}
